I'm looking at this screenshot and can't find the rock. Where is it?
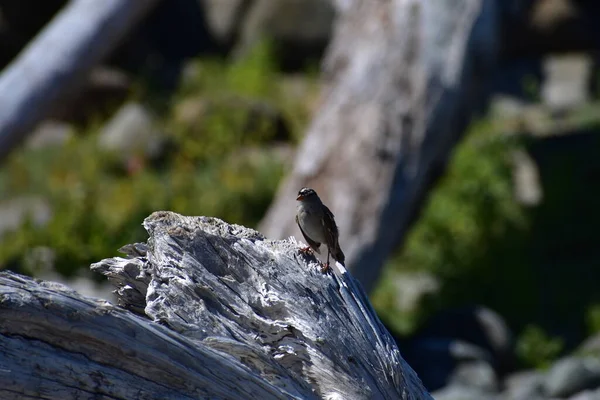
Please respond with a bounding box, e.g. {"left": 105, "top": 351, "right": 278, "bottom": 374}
{"left": 173, "top": 96, "right": 209, "bottom": 127}
{"left": 99, "top": 102, "right": 163, "bottom": 157}
{"left": 26, "top": 120, "right": 73, "bottom": 149}
{"left": 512, "top": 149, "right": 543, "bottom": 206}
{"left": 541, "top": 54, "right": 592, "bottom": 112}
{"left": 47, "top": 66, "right": 131, "bottom": 124}
{"left": 503, "top": 370, "right": 545, "bottom": 400}
{"left": 579, "top": 333, "right": 600, "bottom": 356}
{"left": 0, "top": 196, "right": 52, "bottom": 237}
{"left": 448, "top": 360, "right": 499, "bottom": 393}
{"left": 235, "top": 0, "right": 336, "bottom": 69}
{"left": 489, "top": 95, "right": 529, "bottom": 120}
{"left": 570, "top": 387, "right": 600, "bottom": 400}
{"left": 199, "top": 0, "right": 248, "bottom": 45}
{"left": 404, "top": 337, "right": 493, "bottom": 391}
{"left": 432, "top": 384, "right": 498, "bottom": 400}
{"left": 416, "top": 306, "right": 515, "bottom": 374}
{"left": 389, "top": 271, "right": 440, "bottom": 314}
{"left": 531, "top": 0, "right": 577, "bottom": 30}
{"left": 22, "top": 246, "right": 56, "bottom": 275}
{"left": 506, "top": 0, "right": 600, "bottom": 55}
{"left": 544, "top": 356, "right": 600, "bottom": 398}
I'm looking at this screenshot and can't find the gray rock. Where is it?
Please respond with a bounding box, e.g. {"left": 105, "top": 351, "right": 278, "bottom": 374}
{"left": 0, "top": 196, "right": 52, "bottom": 237}
{"left": 489, "top": 95, "right": 529, "bottom": 120}
{"left": 512, "top": 149, "right": 543, "bottom": 206}
{"left": 541, "top": 54, "right": 592, "bottom": 112}
{"left": 433, "top": 384, "right": 498, "bottom": 400}
{"left": 235, "top": 0, "right": 335, "bottom": 63}
{"left": 49, "top": 66, "right": 131, "bottom": 123}
{"left": 569, "top": 387, "right": 600, "bottom": 400}
{"left": 199, "top": 0, "right": 247, "bottom": 44}
{"left": 544, "top": 357, "right": 600, "bottom": 398}
{"left": 503, "top": 370, "right": 545, "bottom": 400}
{"left": 26, "top": 120, "right": 73, "bottom": 149}
{"left": 173, "top": 95, "right": 208, "bottom": 126}
{"left": 449, "top": 340, "right": 495, "bottom": 363}
{"left": 22, "top": 246, "right": 56, "bottom": 275}
{"left": 405, "top": 338, "right": 492, "bottom": 391}
{"left": 579, "top": 333, "right": 600, "bottom": 356}
{"left": 417, "top": 306, "right": 515, "bottom": 373}
{"left": 99, "top": 102, "right": 162, "bottom": 157}
{"left": 388, "top": 271, "right": 440, "bottom": 315}
{"left": 448, "top": 360, "right": 499, "bottom": 393}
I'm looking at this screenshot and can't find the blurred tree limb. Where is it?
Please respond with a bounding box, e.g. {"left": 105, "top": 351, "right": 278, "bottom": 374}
{"left": 0, "top": 0, "right": 159, "bottom": 162}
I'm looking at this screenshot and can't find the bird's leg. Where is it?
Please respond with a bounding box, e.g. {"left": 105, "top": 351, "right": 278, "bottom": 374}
{"left": 321, "top": 250, "right": 332, "bottom": 273}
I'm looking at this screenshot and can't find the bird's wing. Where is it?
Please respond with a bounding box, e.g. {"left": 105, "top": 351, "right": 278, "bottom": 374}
{"left": 321, "top": 205, "right": 339, "bottom": 247}
{"left": 322, "top": 205, "right": 345, "bottom": 264}
{"left": 296, "top": 214, "right": 321, "bottom": 253}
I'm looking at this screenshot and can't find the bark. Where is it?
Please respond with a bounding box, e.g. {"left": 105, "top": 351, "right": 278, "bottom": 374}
{"left": 0, "top": 211, "right": 432, "bottom": 400}
{"left": 259, "top": 0, "right": 500, "bottom": 292}
{"left": 0, "top": 0, "right": 159, "bottom": 162}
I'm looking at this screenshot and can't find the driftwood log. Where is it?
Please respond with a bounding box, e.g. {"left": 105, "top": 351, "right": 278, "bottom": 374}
{"left": 0, "top": 0, "right": 159, "bottom": 162}
{"left": 259, "top": 0, "right": 500, "bottom": 293}
{"left": 0, "top": 211, "right": 432, "bottom": 399}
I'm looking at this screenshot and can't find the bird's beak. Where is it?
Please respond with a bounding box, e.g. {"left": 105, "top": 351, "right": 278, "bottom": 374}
{"left": 296, "top": 194, "right": 304, "bottom": 201}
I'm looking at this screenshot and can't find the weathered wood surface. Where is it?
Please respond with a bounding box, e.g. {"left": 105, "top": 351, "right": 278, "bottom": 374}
{"left": 0, "top": 211, "right": 432, "bottom": 399}
{"left": 259, "top": 0, "right": 499, "bottom": 293}
{"left": 0, "top": 0, "right": 159, "bottom": 162}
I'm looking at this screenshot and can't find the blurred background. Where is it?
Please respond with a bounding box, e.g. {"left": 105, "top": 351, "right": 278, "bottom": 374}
{"left": 1, "top": 0, "right": 600, "bottom": 398}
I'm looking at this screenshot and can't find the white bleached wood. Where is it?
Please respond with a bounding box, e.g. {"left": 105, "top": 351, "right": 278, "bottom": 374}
{"left": 0, "top": 211, "right": 432, "bottom": 399}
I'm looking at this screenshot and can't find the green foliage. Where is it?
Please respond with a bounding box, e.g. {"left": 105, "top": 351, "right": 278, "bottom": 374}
{"left": 522, "top": 75, "right": 541, "bottom": 102}
{"left": 372, "top": 112, "right": 600, "bottom": 364}
{"left": 516, "top": 325, "right": 564, "bottom": 369}
{"left": 372, "top": 120, "right": 532, "bottom": 335}
{"left": 586, "top": 304, "right": 600, "bottom": 335}
{"left": 175, "top": 40, "right": 317, "bottom": 142}
{"left": 0, "top": 42, "right": 314, "bottom": 277}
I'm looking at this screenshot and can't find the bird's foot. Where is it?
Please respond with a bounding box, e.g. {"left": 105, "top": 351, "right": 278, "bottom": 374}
{"left": 299, "top": 246, "right": 313, "bottom": 254}
{"left": 320, "top": 261, "right": 331, "bottom": 274}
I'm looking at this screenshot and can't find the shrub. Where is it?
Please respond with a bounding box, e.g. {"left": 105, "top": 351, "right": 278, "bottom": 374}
{"left": 0, "top": 42, "right": 316, "bottom": 277}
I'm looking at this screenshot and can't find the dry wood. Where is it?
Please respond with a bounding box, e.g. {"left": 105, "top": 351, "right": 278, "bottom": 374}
{"left": 0, "top": 211, "right": 432, "bottom": 399}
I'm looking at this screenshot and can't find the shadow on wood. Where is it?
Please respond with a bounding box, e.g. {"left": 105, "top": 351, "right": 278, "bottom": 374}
{"left": 0, "top": 211, "right": 431, "bottom": 399}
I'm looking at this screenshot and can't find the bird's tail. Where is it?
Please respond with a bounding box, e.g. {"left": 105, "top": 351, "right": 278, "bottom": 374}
{"left": 333, "top": 245, "right": 345, "bottom": 266}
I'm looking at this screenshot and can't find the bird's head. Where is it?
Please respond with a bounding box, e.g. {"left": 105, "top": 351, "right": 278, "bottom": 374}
{"left": 296, "top": 187, "right": 318, "bottom": 201}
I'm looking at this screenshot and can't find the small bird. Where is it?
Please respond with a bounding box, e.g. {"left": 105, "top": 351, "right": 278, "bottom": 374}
{"left": 295, "top": 187, "right": 345, "bottom": 272}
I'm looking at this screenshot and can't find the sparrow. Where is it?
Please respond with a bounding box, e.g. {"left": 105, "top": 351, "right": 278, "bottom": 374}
{"left": 295, "top": 187, "right": 345, "bottom": 272}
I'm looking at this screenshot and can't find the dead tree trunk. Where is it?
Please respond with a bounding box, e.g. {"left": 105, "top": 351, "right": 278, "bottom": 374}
{"left": 0, "top": 211, "right": 432, "bottom": 400}
{"left": 259, "top": 0, "right": 500, "bottom": 292}
{"left": 0, "top": 0, "right": 159, "bottom": 162}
